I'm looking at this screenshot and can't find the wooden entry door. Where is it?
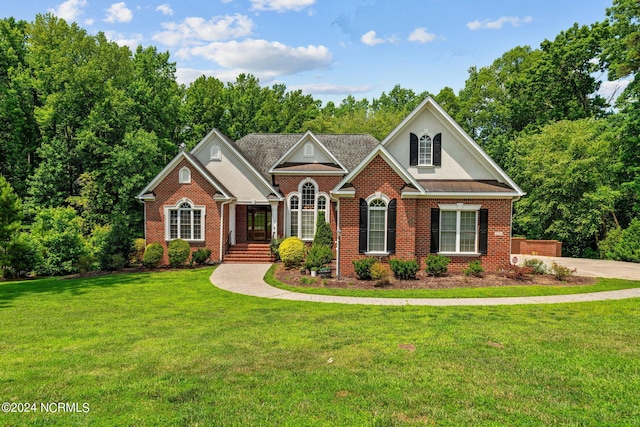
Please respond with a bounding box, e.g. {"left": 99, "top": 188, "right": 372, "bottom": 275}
{"left": 247, "top": 206, "right": 271, "bottom": 241}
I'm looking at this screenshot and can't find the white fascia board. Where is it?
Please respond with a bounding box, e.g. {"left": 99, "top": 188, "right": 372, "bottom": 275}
{"left": 267, "top": 131, "right": 348, "bottom": 174}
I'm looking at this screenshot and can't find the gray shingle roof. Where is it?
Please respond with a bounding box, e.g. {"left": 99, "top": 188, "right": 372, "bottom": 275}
{"left": 232, "top": 133, "right": 379, "bottom": 180}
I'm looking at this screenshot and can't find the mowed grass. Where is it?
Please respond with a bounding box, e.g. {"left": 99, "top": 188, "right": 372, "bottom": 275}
{"left": 1, "top": 268, "right": 639, "bottom": 426}
{"left": 266, "top": 264, "right": 640, "bottom": 298}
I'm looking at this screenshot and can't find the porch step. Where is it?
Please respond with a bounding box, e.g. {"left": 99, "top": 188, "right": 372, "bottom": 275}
{"left": 224, "top": 243, "right": 274, "bottom": 263}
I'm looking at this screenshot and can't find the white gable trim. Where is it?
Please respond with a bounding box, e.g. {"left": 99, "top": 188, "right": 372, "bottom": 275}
{"left": 381, "top": 96, "right": 524, "bottom": 197}
{"left": 136, "top": 151, "right": 232, "bottom": 200}
{"left": 191, "top": 128, "right": 283, "bottom": 201}
{"left": 331, "top": 145, "right": 425, "bottom": 196}
{"left": 268, "top": 131, "right": 348, "bottom": 174}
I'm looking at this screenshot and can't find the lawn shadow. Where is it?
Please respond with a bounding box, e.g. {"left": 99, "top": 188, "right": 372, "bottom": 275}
{"left": 0, "top": 271, "right": 154, "bottom": 309}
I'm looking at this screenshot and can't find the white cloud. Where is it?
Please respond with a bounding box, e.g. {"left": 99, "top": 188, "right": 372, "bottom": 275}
{"left": 361, "top": 30, "right": 384, "bottom": 46}
{"left": 290, "top": 82, "right": 374, "bottom": 95}
{"left": 597, "top": 79, "right": 631, "bottom": 104}
{"left": 48, "top": 0, "right": 87, "bottom": 22}
{"left": 85, "top": 18, "right": 95, "bottom": 26}
{"left": 408, "top": 27, "right": 436, "bottom": 43}
{"left": 176, "top": 68, "right": 218, "bottom": 85}
{"left": 250, "top": 0, "right": 315, "bottom": 12}
{"left": 153, "top": 14, "right": 254, "bottom": 46}
{"left": 105, "top": 2, "right": 134, "bottom": 23}
{"left": 188, "top": 39, "right": 332, "bottom": 79}
{"left": 156, "top": 4, "right": 174, "bottom": 16}
{"left": 104, "top": 31, "right": 143, "bottom": 51}
{"left": 467, "top": 16, "right": 533, "bottom": 30}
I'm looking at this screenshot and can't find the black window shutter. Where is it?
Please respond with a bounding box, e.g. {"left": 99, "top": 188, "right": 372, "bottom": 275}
{"left": 433, "top": 133, "right": 442, "bottom": 166}
{"left": 410, "top": 133, "right": 418, "bottom": 166}
{"left": 430, "top": 208, "right": 440, "bottom": 253}
{"left": 359, "top": 198, "right": 368, "bottom": 253}
{"left": 387, "top": 199, "right": 397, "bottom": 254}
{"left": 479, "top": 209, "right": 489, "bottom": 254}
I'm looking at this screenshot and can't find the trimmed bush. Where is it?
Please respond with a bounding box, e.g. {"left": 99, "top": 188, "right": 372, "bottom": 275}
{"left": 551, "top": 262, "right": 575, "bottom": 281}
{"left": 279, "top": 237, "right": 306, "bottom": 268}
{"left": 192, "top": 248, "right": 212, "bottom": 265}
{"left": 425, "top": 254, "right": 450, "bottom": 277}
{"left": 133, "top": 238, "right": 146, "bottom": 265}
{"left": 168, "top": 239, "right": 191, "bottom": 267}
{"left": 371, "top": 262, "right": 392, "bottom": 286}
{"left": 523, "top": 258, "right": 547, "bottom": 274}
{"left": 143, "top": 243, "right": 164, "bottom": 268}
{"left": 463, "top": 260, "right": 484, "bottom": 277}
{"left": 304, "top": 244, "right": 333, "bottom": 271}
{"left": 352, "top": 257, "right": 376, "bottom": 280}
{"left": 313, "top": 211, "right": 333, "bottom": 247}
{"left": 389, "top": 259, "right": 419, "bottom": 280}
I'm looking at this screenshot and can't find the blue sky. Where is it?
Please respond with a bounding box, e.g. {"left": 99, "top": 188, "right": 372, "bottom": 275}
{"left": 3, "top": 0, "right": 616, "bottom": 104}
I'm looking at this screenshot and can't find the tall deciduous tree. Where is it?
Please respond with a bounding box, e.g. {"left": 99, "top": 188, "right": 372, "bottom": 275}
{"left": 0, "top": 175, "right": 23, "bottom": 276}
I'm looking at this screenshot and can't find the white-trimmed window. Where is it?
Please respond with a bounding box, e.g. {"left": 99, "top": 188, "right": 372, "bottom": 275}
{"left": 438, "top": 204, "right": 481, "bottom": 254}
{"left": 287, "top": 179, "right": 329, "bottom": 240}
{"left": 368, "top": 198, "right": 387, "bottom": 253}
{"left": 179, "top": 167, "right": 191, "bottom": 184}
{"left": 165, "top": 199, "right": 205, "bottom": 241}
{"left": 211, "top": 145, "right": 221, "bottom": 161}
{"left": 303, "top": 142, "right": 314, "bottom": 157}
{"left": 418, "top": 134, "right": 432, "bottom": 166}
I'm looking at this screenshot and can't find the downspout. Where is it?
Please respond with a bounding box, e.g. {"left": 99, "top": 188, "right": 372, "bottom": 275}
{"left": 219, "top": 199, "right": 233, "bottom": 262}
{"left": 336, "top": 199, "right": 341, "bottom": 279}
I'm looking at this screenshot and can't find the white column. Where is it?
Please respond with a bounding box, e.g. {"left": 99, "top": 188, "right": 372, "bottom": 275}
{"left": 229, "top": 203, "right": 236, "bottom": 245}
{"left": 270, "top": 201, "right": 279, "bottom": 240}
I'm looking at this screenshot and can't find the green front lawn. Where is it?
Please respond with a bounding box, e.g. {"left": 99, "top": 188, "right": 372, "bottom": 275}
{"left": 1, "top": 268, "right": 639, "bottom": 425}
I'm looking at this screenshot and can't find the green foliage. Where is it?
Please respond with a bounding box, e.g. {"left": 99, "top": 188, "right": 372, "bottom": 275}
{"left": 352, "top": 257, "right": 376, "bottom": 280}
{"left": 30, "top": 207, "right": 87, "bottom": 276}
{"left": 299, "top": 276, "right": 317, "bottom": 286}
{"left": 463, "top": 260, "right": 485, "bottom": 278}
{"left": 279, "top": 237, "right": 306, "bottom": 268}
{"left": 269, "top": 236, "right": 285, "bottom": 261}
{"left": 2, "top": 233, "right": 38, "bottom": 278}
{"left": 133, "top": 238, "right": 146, "bottom": 266}
{"left": 425, "top": 255, "right": 451, "bottom": 277}
{"left": 389, "top": 259, "right": 419, "bottom": 280}
{"left": 304, "top": 244, "right": 333, "bottom": 271}
{"left": 551, "top": 262, "right": 576, "bottom": 281}
{"left": 143, "top": 243, "right": 164, "bottom": 268}
{"left": 370, "top": 261, "right": 392, "bottom": 286}
{"left": 523, "top": 258, "right": 548, "bottom": 274}
{"left": 191, "top": 248, "right": 212, "bottom": 265}
{"left": 168, "top": 239, "right": 190, "bottom": 267}
{"left": 313, "top": 211, "right": 333, "bottom": 247}
{"left": 0, "top": 176, "right": 23, "bottom": 276}
{"left": 97, "top": 216, "right": 133, "bottom": 271}
{"left": 599, "top": 219, "right": 640, "bottom": 262}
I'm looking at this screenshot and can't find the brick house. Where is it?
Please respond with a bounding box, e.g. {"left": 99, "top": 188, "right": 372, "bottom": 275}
{"left": 137, "top": 97, "right": 524, "bottom": 275}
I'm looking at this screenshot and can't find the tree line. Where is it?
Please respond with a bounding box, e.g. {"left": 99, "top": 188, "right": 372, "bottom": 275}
{"left": 1, "top": 0, "right": 640, "bottom": 277}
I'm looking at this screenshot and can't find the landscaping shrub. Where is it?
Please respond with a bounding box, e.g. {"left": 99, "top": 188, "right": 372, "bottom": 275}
{"left": 425, "top": 254, "right": 450, "bottom": 277}
{"left": 304, "top": 244, "right": 333, "bottom": 271}
{"left": 313, "top": 211, "right": 333, "bottom": 247}
{"left": 191, "top": 248, "right": 212, "bottom": 265}
{"left": 352, "top": 257, "right": 376, "bottom": 280}
{"left": 371, "top": 261, "right": 392, "bottom": 286}
{"left": 389, "top": 258, "right": 419, "bottom": 280}
{"left": 524, "top": 258, "right": 547, "bottom": 274}
{"left": 168, "top": 239, "right": 191, "bottom": 267}
{"left": 279, "top": 237, "right": 306, "bottom": 268}
{"left": 599, "top": 219, "right": 640, "bottom": 263}
{"left": 499, "top": 264, "right": 533, "bottom": 281}
{"left": 551, "top": 262, "right": 576, "bottom": 281}
{"left": 269, "top": 236, "right": 285, "bottom": 261}
{"left": 463, "top": 260, "right": 484, "bottom": 277}
{"left": 133, "top": 238, "right": 146, "bottom": 265}
{"left": 97, "top": 216, "right": 134, "bottom": 271}
{"left": 2, "top": 233, "right": 39, "bottom": 278}
{"left": 143, "top": 243, "right": 164, "bottom": 268}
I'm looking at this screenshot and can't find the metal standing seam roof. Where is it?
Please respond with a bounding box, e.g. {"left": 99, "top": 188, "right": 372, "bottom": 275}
{"left": 232, "top": 133, "right": 380, "bottom": 180}
{"left": 417, "top": 180, "right": 516, "bottom": 193}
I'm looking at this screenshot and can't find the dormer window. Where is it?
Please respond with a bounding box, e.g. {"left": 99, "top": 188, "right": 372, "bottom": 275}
{"left": 303, "top": 142, "right": 314, "bottom": 157}
{"left": 418, "top": 134, "right": 432, "bottom": 166}
{"left": 410, "top": 132, "right": 442, "bottom": 167}
{"left": 211, "top": 145, "right": 221, "bottom": 161}
{"left": 179, "top": 167, "right": 191, "bottom": 184}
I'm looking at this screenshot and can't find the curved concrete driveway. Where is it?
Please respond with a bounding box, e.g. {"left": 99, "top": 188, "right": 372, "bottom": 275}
{"left": 210, "top": 259, "right": 640, "bottom": 306}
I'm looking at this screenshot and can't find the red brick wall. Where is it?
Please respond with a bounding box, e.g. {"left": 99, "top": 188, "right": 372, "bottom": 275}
{"left": 144, "top": 158, "right": 225, "bottom": 265}
{"left": 514, "top": 239, "right": 562, "bottom": 257}
{"left": 338, "top": 155, "right": 514, "bottom": 276}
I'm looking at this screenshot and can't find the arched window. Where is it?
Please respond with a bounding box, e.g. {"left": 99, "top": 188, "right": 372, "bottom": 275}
{"left": 179, "top": 167, "right": 191, "bottom": 184}
{"left": 166, "top": 200, "right": 205, "bottom": 241}
{"left": 368, "top": 199, "right": 387, "bottom": 252}
{"left": 287, "top": 179, "right": 329, "bottom": 240}
{"left": 211, "top": 145, "right": 221, "bottom": 161}
{"left": 303, "top": 142, "right": 314, "bottom": 157}
{"left": 418, "top": 134, "right": 432, "bottom": 166}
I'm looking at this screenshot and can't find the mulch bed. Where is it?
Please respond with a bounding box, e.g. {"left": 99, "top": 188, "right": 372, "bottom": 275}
{"left": 273, "top": 263, "right": 596, "bottom": 290}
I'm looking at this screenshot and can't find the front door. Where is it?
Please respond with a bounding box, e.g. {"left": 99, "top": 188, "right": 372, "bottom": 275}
{"left": 247, "top": 206, "right": 271, "bottom": 241}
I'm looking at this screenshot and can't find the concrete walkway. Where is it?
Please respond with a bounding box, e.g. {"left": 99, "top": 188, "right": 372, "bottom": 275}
{"left": 210, "top": 261, "right": 640, "bottom": 307}
{"left": 515, "top": 255, "right": 640, "bottom": 280}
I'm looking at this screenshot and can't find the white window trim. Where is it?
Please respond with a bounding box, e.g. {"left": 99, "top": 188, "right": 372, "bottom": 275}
{"left": 303, "top": 142, "right": 314, "bottom": 157}
{"left": 438, "top": 203, "right": 481, "bottom": 255}
{"left": 164, "top": 198, "right": 206, "bottom": 242}
{"left": 211, "top": 145, "right": 221, "bottom": 161}
{"left": 285, "top": 178, "right": 330, "bottom": 240}
{"left": 179, "top": 166, "right": 191, "bottom": 184}
{"left": 365, "top": 192, "right": 390, "bottom": 255}
{"left": 418, "top": 132, "right": 433, "bottom": 167}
